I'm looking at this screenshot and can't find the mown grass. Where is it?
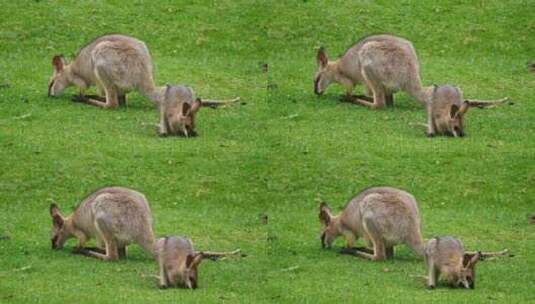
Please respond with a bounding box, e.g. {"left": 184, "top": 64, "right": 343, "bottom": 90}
{"left": 1, "top": 1, "right": 534, "bottom": 303}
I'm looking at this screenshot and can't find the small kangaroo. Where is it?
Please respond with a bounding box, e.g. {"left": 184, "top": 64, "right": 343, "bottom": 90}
{"left": 425, "top": 84, "right": 509, "bottom": 137}
{"left": 159, "top": 84, "right": 202, "bottom": 137}
{"left": 155, "top": 235, "right": 241, "bottom": 289}
{"left": 48, "top": 34, "right": 161, "bottom": 108}
{"left": 314, "top": 34, "right": 432, "bottom": 108}
{"left": 155, "top": 236, "right": 203, "bottom": 289}
{"left": 158, "top": 84, "right": 242, "bottom": 137}
{"left": 424, "top": 236, "right": 481, "bottom": 289}
{"left": 49, "top": 186, "right": 155, "bottom": 261}
{"left": 319, "top": 186, "right": 425, "bottom": 261}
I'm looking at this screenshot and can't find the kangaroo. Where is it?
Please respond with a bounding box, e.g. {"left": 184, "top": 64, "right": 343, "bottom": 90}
{"left": 314, "top": 34, "right": 432, "bottom": 108}
{"left": 319, "top": 186, "right": 425, "bottom": 261}
{"left": 424, "top": 236, "right": 481, "bottom": 289}
{"left": 158, "top": 84, "right": 242, "bottom": 137}
{"left": 154, "top": 235, "right": 242, "bottom": 289}
{"left": 425, "top": 84, "right": 509, "bottom": 137}
{"left": 49, "top": 186, "right": 155, "bottom": 261}
{"left": 159, "top": 84, "right": 201, "bottom": 137}
{"left": 48, "top": 34, "right": 161, "bottom": 108}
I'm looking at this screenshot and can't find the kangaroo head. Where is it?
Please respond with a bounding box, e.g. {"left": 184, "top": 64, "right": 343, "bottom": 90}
{"left": 49, "top": 203, "right": 72, "bottom": 249}
{"left": 458, "top": 252, "right": 481, "bottom": 289}
{"left": 174, "top": 98, "right": 201, "bottom": 137}
{"left": 48, "top": 55, "right": 72, "bottom": 97}
{"left": 182, "top": 252, "right": 203, "bottom": 289}
{"left": 314, "top": 47, "right": 337, "bottom": 96}
{"left": 318, "top": 202, "right": 339, "bottom": 249}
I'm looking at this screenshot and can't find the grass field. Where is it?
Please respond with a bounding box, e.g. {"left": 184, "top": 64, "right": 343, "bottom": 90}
{"left": 1, "top": 1, "right": 534, "bottom": 303}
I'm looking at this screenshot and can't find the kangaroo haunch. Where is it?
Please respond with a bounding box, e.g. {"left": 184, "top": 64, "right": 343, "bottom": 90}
{"left": 319, "top": 186, "right": 425, "bottom": 261}
{"left": 49, "top": 186, "right": 155, "bottom": 261}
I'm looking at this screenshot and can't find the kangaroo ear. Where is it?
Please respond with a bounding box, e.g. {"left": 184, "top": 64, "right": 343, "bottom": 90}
{"left": 190, "top": 98, "right": 202, "bottom": 115}
{"left": 463, "top": 252, "right": 481, "bottom": 268}
{"left": 49, "top": 203, "right": 64, "bottom": 228}
{"left": 181, "top": 102, "right": 191, "bottom": 116}
{"left": 317, "top": 47, "right": 328, "bottom": 68}
{"left": 52, "top": 55, "right": 65, "bottom": 72}
{"left": 319, "top": 202, "right": 332, "bottom": 226}
{"left": 458, "top": 100, "right": 470, "bottom": 115}
{"left": 186, "top": 253, "right": 203, "bottom": 269}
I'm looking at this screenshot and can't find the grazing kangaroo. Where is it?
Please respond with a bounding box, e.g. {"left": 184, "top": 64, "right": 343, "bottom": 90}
{"left": 319, "top": 186, "right": 425, "bottom": 261}
{"left": 159, "top": 85, "right": 201, "bottom": 137}
{"left": 424, "top": 236, "right": 480, "bottom": 289}
{"left": 314, "top": 34, "right": 432, "bottom": 108}
{"left": 48, "top": 34, "right": 161, "bottom": 108}
{"left": 158, "top": 84, "right": 241, "bottom": 137}
{"left": 425, "top": 84, "right": 509, "bottom": 137}
{"left": 155, "top": 235, "right": 241, "bottom": 289}
{"left": 49, "top": 186, "right": 155, "bottom": 261}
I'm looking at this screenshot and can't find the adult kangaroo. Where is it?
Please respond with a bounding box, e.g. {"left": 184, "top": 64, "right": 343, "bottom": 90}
{"left": 314, "top": 34, "right": 432, "bottom": 108}
{"left": 48, "top": 34, "right": 161, "bottom": 108}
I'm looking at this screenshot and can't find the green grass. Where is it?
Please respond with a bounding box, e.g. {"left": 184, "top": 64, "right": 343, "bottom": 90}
{"left": 1, "top": 1, "right": 534, "bottom": 303}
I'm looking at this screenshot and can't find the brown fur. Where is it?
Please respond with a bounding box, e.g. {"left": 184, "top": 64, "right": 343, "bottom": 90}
{"left": 314, "top": 34, "right": 431, "bottom": 108}
{"left": 49, "top": 186, "right": 155, "bottom": 261}
{"left": 425, "top": 84, "right": 509, "bottom": 137}
{"left": 159, "top": 85, "right": 201, "bottom": 137}
{"left": 154, "top": 236, "right": 203, "bottom": 289}
{"left": 424, "top": 236, "right": 480, "bottom": 289}
{"left": 48, "top": 34, "right": 161, "bottom": 108}
{"left": 319, "top": 186, "right": 425, "bottom": 261}
{"left": 154, "top": 236, "right": 241, "bottom": 289}
{"left": 425, "top": 85, "right": 468, "bottom": 137}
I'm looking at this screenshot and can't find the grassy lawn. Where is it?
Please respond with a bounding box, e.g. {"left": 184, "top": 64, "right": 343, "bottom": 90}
{"left": 1, "top": 1, "right": 534, "bottom": 303}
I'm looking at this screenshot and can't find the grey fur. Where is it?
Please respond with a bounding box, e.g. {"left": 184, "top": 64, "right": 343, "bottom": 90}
{"left": 49, "top": 186, "right": 155, "bottom": 261}
{"left": 319, "top": 186, "right": 425, "bottom": 261}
